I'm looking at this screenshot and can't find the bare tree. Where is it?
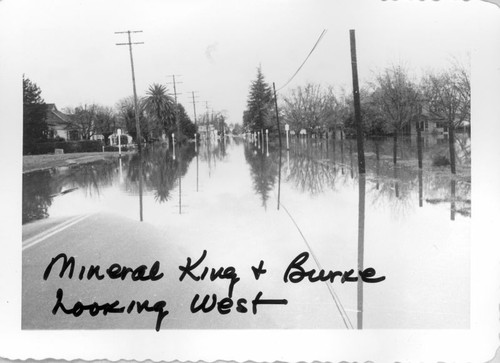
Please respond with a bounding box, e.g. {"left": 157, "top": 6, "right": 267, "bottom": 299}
{"left": 282, "top": 83, "right": 338, "bottom": 137}
{"left": 423, "top": 63, "right": 470, "bottom": 174}
{"left": 372, "top": 65, "right": 421, "bottom": 164}
{"left": 73, "top": 104, "right": 98, "bottom": 140}
{"left": 94, "top": 106, "right": 119, "bottom": 145}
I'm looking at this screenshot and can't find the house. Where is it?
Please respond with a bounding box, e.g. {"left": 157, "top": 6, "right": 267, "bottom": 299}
{"left": 45, "top": 104, "right": 81, "bottom": 141}
{"left": 46, "top": 103, "right": 118, "bottom": 142}
{"left": 109, "top": 132, "right": 133, "bottom": 146}
{"left": 404, "top": 103, "right": 470, "bottom": 136}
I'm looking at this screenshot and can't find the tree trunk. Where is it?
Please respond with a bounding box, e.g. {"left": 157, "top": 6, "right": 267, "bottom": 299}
{"left": 416, "top": 121, "right": 423, "bottom": 169}
{"left": 448, "top": 123, "right": 456, "bottom": 174}
{"left": 450, "top": 179, "right": 456, "bottom": 221}
{"left": 418, "top": 169, "right": 423, "bottom": 207}
{"left": 393, "top": 131, "right": 398, "bottom": 165}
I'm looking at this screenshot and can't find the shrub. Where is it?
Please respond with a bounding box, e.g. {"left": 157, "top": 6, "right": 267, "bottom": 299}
{"left": 118, "top": 135, "right": 129, "bottom": 145}
{"left": 23, "top": 140, "right": 104, "bottom": 155}
{"left": 432, "top": 154, "right": 450, "bottom": 167}
{"left": 103, "top": 145, "right": 129, "bottom": 152}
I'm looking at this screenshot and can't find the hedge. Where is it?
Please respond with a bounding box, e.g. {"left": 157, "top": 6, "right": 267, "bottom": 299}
{"left": 103, "top": 145, "right": 130, "bottom": 152}
{"left": 23, "top": 140, "right": 104, "bottom": 155}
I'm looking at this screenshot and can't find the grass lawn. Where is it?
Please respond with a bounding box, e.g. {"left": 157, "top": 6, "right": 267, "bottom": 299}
{"left": 23, "top": 151, "right": 132, "bottom": 173}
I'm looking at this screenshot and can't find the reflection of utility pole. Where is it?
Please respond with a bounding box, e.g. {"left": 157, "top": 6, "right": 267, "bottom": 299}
{"left": 357, "top": 174, "right": 366, "bottom": 329}
{"left": 115, "top": 30, "right": 144, "bottom": 152}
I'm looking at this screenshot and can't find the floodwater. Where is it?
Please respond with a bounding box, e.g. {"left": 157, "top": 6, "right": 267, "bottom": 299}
{"left": 22, "top": 135, "right": 471, "bottom": 329}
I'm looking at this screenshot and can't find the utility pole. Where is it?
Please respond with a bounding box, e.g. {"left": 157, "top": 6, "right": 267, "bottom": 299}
{"left": 115, "top": 30, "right": 144, "bottom": 152}
{"left": 167, "top": 75, "right": 183, "bottom": 144}
{"left": 191, "top": 91, "right": 199, "bottom": 125}
{"left": 206, "top": 102, "right": 211, "bottom": 142}
{"left": 349, "top": 29, "right": 365, "bottom": 174}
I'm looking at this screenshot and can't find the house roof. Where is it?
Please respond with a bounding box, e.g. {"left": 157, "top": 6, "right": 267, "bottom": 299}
{"left": 46, "top": 103, "right": 76, "bottom": 130}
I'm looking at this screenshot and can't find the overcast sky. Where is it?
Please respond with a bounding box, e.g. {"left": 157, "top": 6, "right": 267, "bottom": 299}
{"left": 0, "top": 0, "right": 496, "bottom": 124}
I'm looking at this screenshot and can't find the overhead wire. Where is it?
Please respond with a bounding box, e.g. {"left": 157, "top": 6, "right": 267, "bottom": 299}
{"left": 276, "top": 29, "right": 328, "bottom": 93}
{"left": 270, "top": 29, "right": 355, "bottom": 328}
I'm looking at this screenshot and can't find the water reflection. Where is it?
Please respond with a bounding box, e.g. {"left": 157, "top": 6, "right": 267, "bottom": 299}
{"left": 22, "top": 160, "right": 117, "bottom": 224}
{"left": 244, "top": 136, "right": 470, "bottom": 221}
{"left": 198, "top": 138, "right": 229, "bottom": 178}
{"left": 357, "top": 173, "right": 366, "bottom": 329}
{"left": 23, "top": 170, "right": 54, "bottom": 224}
{"left": 244, "top": 143, "right": 279, "bottom": 209}
{"left": 23, "top": 144, "right": 197, "bottom": 224}
{"left": 243, "top": 132, "right": 471, "bottom": 261}
{"left": 126, "top": 145, "right": 195, "bottom": 204}
{"left": 23, "top": 135, "right": 470, "bottom": 226}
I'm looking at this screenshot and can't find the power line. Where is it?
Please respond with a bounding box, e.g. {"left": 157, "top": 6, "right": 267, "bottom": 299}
{"left": 277, "top": 29, "right": 328, "bottom": 92}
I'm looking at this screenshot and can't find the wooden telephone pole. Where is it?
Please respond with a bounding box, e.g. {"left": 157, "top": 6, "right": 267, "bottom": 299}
{"left": 115, "top": 30, "right": 144, "bottom": 152}
{"left": 191, "top": 91, "right": 199, "bottom": 125}
{"left": 167, "top": 75, "right": 182, "bottom": 142}
{"left": 349, "top": 29, "right": 365, "bottom": 174}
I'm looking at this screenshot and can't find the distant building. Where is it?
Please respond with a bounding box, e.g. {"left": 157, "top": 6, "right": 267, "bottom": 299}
{"left": 403, "top": 102, "right": 470, "bottom": 136}
{"left": 45, "top": 104, "right": 117, "bottom": 142}
{"left": 45, "top": 104, "right": 81, "bottom": 141}
{"left": 109, "top": 132, "right": 133, "bottom": 146}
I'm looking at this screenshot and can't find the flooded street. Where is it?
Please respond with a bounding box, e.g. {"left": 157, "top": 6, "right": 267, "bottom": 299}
{"left": 22, "top": 135, "right": 471, "bottom": 329}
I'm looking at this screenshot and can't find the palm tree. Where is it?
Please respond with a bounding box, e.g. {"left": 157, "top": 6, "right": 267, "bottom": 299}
{"left": 143, "top": 83, "right": 175, "bottom": 140}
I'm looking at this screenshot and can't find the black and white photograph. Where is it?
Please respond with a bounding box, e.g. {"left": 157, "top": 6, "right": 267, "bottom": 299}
{"left": 1, "top": 0, "right": 499, "bottom": 361}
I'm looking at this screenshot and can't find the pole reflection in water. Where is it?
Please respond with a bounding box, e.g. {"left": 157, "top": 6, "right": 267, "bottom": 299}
{"left": 394, "top": 166, "right": 400, "bottom": 199}
{"left": 332, "top": 137, "right": 337, "bottom": 172}
{"left": 173, "top": 142, "right": 176, "bottom": 160}
{"left": 178, "top": 171, "right": 182, "bottom": 214}
{"left": 286, "top": 150, "right": 290, "bottom": 178}
{"left": 138, "top": 152, "right": 144, "bottom": 222}
{"left": 119, "top": 156, "right": 124, "bottom": 184}
{"left": 418, "top": 169, "right": 423, "bottom": 207}
{"left": 266, "top": 129, "right": 269, "bottom": 157}
{"left": 206, "top": 140, "right": 212, "bottom": 178}
{"left": 340, "top": 139, "right": 345, "bottom": 175}
{"left": 450, "top": 178, "right": 456, "bottom": 221}
{"left": 196, "top": 151, "right": 199, "bottom": 192}
{"left": 357, "top": 173, "right": 366, "bottom": 329}
{"left": 325, "top": 137, "right": 329, "bottom": 159}
{"left": 375, "top": 140, "right": 380, "bottom": 190}
{"left": 277, "top": 144, "right": 282, "bottom": 210}
{"left": 349, "top": 140, "right": 354, "bottom": 179}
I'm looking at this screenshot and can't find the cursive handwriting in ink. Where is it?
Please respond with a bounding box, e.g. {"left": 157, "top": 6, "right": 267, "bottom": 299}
{"left": 43, "top": 253, "right": 164, "bottom": 282}
{"left": 52, "top": 288, "right": 169, "bottom": 331}
{"left": 178, "top": 250, "right": 240, "bottom": 297}
{"left": 284, "top": 251, "right": 386, "bottom": 283}
{"left": 189, "top": 291, "right": 287, "bottom": 315}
